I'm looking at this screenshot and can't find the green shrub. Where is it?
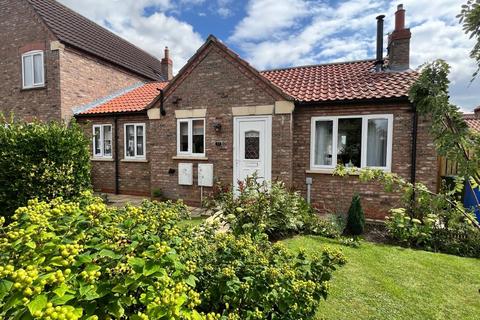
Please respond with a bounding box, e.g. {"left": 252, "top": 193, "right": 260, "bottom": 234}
{"left": 183, "top": 227, "right": 346, "bottom": 319}
{"left": 344, "top": 194, "right": 365, "bottom": 235}
{"left": 0, "top": 119, "right": 91, "bottom": 221}
{"left": 208, "top": 175, "right": 325, "bottom": 239}
{"left": 337, "top": 167, "right": 480, "bottom": 258}
{"left": 0, "top": 193, "right": 345, "bottom": 319}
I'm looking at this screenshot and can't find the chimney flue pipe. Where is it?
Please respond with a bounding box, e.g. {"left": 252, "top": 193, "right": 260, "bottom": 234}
{"left": 375, "top": 14, "right": 385, "bottom": 72}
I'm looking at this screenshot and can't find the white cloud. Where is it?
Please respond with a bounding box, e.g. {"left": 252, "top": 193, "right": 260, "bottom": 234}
{"left": 230, "top": 0, "right": 313, "bottom": 42}
{"left": 58, "top": 0, "right": 204, "bottom": 74}
{"left": 229, "top": 0, "right": 479, "bottom": 110}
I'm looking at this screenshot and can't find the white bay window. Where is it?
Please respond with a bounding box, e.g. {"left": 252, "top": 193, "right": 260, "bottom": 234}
{"left": 93, "top": 124, "right": 112, "bottom": 158}
{"left": 310, "top": 115, "right": 393, "bottom": 171}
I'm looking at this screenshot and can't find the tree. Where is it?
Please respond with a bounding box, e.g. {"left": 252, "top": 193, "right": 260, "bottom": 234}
{"left": 409, "top": 60, "right": 480, "bottom": 230}
{"left": 345, "top": 194, "right": 365, "bottom": 235}
{"left": 458, "top": 0, "right": 480, "bottom": 79}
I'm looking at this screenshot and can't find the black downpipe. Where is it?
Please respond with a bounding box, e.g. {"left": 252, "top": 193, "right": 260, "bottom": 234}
{"left": 114, "top": 116, "right": 119, "bottom": 194}
{"left": 160, "top": 89, "right": 166, "bottom": 116}
{"left": 411, "top": 103, "right": 418, "bottom": 185}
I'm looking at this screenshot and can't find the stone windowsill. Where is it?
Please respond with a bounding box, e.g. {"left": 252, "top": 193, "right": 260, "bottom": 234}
{"left": 20, "top": 85, "right": 46, "bottom": 92}
{"left": 91, "top": 157, "right": 114, "bottom": 162}
{"left": 305, "top": 169, "right": 360, "bottom": 175}
{"left": 172, "top": 156, "right": 209, "bottom": 161}
{"left": 121, "top": 158, "right": 148, "bottom": 163}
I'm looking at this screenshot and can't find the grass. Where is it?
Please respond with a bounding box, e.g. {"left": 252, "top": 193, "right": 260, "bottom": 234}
{"left": 282, "top": 236, "right": 480, "bottom": 320}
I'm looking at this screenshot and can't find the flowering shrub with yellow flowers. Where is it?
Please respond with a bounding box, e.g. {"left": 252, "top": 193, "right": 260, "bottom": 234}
{"left": 181, "top": 227, "right": 346, "bottom": 319}
{"left": 0, "top": 192, "right": 219, "bottom": 320}
{"left": 0, "top": 192, "right": 345, "bottom": 319}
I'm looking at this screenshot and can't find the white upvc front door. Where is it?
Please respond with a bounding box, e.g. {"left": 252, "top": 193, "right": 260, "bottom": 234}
{"left": 233, "top": 116, "right": 272, "bottom": 187}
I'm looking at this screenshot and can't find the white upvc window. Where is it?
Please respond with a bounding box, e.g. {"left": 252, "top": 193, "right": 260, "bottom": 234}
{"left": 124, "top": 123, "right": 146, "bottom": 159}
{"left": 177, "top": 118, "right": 205, "bottom": 157}
{"left": 22, "top": 51, "right": 44, "bottom": 89}
{"left": 310, "top": 114, "right": 393, "bottom": 171}
{"left": 93, "top": 124, "right": 113, "bottom": 158}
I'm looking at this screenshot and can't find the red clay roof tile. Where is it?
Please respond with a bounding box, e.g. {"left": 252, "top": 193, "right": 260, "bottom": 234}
{"left": 464, "top": 114, "right": 480, "bottom": 132}
{"left": 260, "top": 60, "right": 418, "bottom": 102}
{"left": 79, "top": 82, "right": 167, "bottom": 115}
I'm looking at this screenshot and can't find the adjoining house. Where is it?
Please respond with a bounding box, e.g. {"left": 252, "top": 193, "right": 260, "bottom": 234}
{"left": 76, "top": 5, "right": 438, "bottom": 219}
{"left": 0, "top": 0, "right": 169, "bottom": 122}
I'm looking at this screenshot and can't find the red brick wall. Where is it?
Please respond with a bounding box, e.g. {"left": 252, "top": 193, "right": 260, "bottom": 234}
{"left": 149, "top": 45, "right": 293, "bottom": 205}
{"left": 59, "top": 48, "right": 147, "bottom": 120}
{"left": 292, "top": 102, "right": 438, "bottom": 219}
{"left": 77, "top": 114, "right": 151, "bottom": 196}
{"left": 0, "top": 0, "right": 61, "bottom": 122}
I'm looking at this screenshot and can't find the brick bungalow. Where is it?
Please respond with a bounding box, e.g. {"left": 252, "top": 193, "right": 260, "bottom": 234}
{"left": 0, "top": 0, "right": 168, "bottom": 122}
{"left": 75, "top": 5, "right": 438, "bottom": 219}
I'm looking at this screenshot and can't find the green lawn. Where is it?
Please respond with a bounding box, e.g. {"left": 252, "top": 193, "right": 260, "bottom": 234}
{"left": 283, "top": 236, "right": 480, "bottom": 320}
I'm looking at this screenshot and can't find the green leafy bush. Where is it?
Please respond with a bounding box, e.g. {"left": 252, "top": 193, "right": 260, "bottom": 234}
{"left": 0, "top": 119, "right": 91, "bottom": 221}
{"left": 344, "top": 194, "right": 365, "bottom": 235}
{"left": 336, "top": 166, "right": 480, "bottom": 257}
{"left": 0, "top": 193, "right": 345, "bottom": 319}
{"left": 183, "top": 228, "right": 346, "bottom": 319}
{"left": 208, "top": 176, "right": 327, "bottom": 239}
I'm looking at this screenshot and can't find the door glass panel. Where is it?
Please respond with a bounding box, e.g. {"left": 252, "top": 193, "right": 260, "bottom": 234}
{"left": 192, "top": 119, "right": 204, "bottom": 154}
{"left": 337, "top": 118, "right": 362, "bottom": 167}
{"left": 244, "top": 130, "right": 260, "bottom": 159}
{"left": 180, "top": 121, "right": 189, "bottom": 152}
{"left": 367, "top": 118, "right": 388, "bottom": 167}
{"left": 314, "top": 120, "right": 333, "bottom": 166}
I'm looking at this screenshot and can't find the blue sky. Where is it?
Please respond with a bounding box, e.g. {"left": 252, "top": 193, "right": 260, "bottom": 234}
{"left": 59, "top": 0, "right": 479, "bottom": 110}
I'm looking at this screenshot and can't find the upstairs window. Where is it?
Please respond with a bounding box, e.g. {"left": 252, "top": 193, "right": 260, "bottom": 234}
{"left": 311, "top": 114, "right": 393, "bottom": 171}
{"left": 125, "top": 123, "right": 146, "bottom": 159}
{"left": 22, "top": 51, "right": 44, "bottom": 89}
{"left": 177, "top": 118, "right": 205, "bottom": 156}
{"left": 93, "top": 125, "right": 112, "bottom": 158}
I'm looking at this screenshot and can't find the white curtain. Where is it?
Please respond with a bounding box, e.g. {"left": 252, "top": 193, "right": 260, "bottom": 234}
{"left": 23, "top": 56, "right": 33, "bottom": 87}
{"left": 136, "top": 125, "right": 144, "bottom": 156}
{"left": 367, "top": 119, "right": 388, "bottom": 167}
{"left": 315, "top": 121, "right": 333, "bottom": 166}
{"left": 33, "top": 54, "right": 43, "bottom": 84}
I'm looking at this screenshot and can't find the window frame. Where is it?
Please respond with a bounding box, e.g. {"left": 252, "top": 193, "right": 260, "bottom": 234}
{"left": 92, "top": 124, "right": 113, "bottom": 158}
{"left": 176, "top": 118, "right": 205, "bottom": 157}
{"left": 124, "top": 123, "right": 146, "bottom": 160}
{"left": 310, "top": 114, "right": 393, "bottom": 172}
{"left": 21, "top": 50, "right": 45, "bottom": 89}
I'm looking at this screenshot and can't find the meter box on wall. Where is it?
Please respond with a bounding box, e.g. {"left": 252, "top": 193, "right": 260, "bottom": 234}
{"left": 178, "top": 163, "right": 193, "bottom": 185}
{"left": 198, "top": 164, "right": 213, "bottom": 187}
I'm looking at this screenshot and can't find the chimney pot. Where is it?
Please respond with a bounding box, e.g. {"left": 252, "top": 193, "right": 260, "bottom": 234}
{"left": 395, "top": 3, "right": 406, "bottom": 31}
{"left": 164, "top": 46, "right": 170, "bottom": 59}
{"left": 387, "top": 4, "right": 411, "bottom": 71}
{"left": 161, "top": 46, "right": 173, "bottom": 81}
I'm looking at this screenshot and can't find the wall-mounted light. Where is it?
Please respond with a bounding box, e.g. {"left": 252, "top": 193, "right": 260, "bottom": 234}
{"left": 213, "top": 122, "right": 222, "bottom": 132}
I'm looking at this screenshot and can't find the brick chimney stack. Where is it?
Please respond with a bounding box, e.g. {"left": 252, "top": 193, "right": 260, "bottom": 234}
{"left": 161, "top": 46, "right": 173, "bottom": 81}
{"left": 387, "top": 4, "right": 411, "bottom": 71}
